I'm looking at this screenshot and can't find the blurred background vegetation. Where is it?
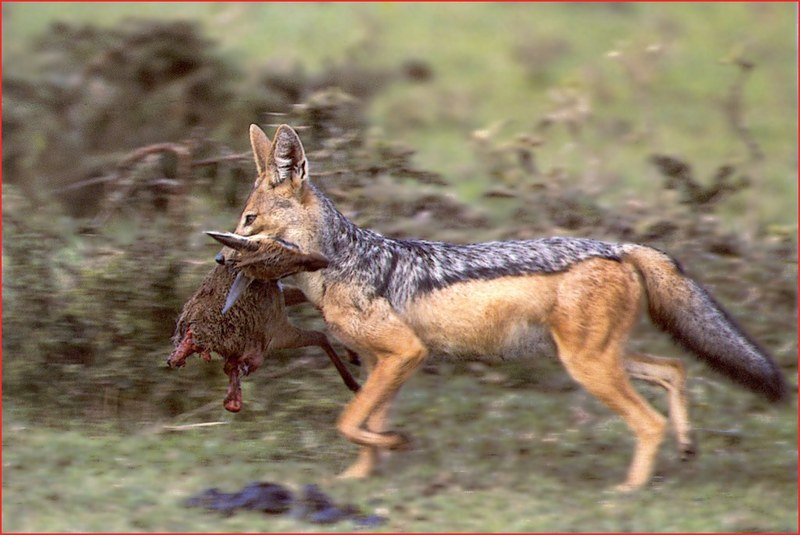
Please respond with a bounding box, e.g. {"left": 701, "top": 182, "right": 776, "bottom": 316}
{"left": 2, "top": 3, "right": 797, "bottom": 532}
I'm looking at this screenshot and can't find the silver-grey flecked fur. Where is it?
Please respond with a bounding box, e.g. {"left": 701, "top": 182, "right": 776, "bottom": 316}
{"left": 313, "top": 185, "right": 635, "bottom": 309}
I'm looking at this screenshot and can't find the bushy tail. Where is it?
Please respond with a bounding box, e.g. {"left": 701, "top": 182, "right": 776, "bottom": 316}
{"left": 624, "top": 245, "right": 788, "bottom": 402}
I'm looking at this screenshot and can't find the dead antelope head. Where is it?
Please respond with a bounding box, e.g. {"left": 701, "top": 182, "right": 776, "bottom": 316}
{"left": 205, "top": 230, "right": 328, "bottom": 313}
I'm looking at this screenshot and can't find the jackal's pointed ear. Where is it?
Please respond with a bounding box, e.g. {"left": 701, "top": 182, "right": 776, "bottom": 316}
{"left": 249, "top": 124, "right": 271, "bottom": 182}
{"left": 269, "top": 124, "right": 308, "bottom": 190}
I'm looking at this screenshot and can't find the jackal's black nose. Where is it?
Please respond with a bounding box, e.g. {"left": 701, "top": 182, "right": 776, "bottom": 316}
{"left": 215, "top": 251, "right": 225, "bottom": 265}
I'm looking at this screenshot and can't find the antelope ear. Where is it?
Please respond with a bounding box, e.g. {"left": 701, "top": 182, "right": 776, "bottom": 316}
{"left": 205, "top": 231, "right": 260, "bottom": 252}
{"left": 222, "top": 272, "right": 253, "bottom": 314}
{"left": 249, "top": 124, "right": 271, "bottom": 182}
{"left": 269, "top": 124, "right": 308, "bottom": 190}
{"left": 300, "top": 251, "right": 329, "bottom": 272}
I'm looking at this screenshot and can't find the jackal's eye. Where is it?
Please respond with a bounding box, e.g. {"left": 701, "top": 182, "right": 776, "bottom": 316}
{"left": 243, "top": 214, "right": 256, "bottom": 226}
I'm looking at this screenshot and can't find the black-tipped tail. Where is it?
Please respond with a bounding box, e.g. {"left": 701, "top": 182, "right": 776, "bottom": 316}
{"left": 626, "top": 246, "right": 788, "bottom": 403}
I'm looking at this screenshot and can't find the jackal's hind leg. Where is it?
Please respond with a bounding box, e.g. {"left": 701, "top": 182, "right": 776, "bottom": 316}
{"left": 624, "top": 352, "right": 695, "bottom": 460}
{"left": 556, "top": 343, "right": 667, "bottom": 492}
{"left": 550, "top": 259, "right": 666, "bottom": 492}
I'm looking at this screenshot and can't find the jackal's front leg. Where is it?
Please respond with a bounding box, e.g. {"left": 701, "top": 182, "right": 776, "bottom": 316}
{"left": 337, "top": 346, "right": 425, "bottom": 449}
{"left": 331, "top": 352, "right": 379, "bottom": 479}
{"left": 338, "top": 399, "right": 394, "bottom": 479}
{"left": 330, "top": 314, "right": 428, "bottom": 478}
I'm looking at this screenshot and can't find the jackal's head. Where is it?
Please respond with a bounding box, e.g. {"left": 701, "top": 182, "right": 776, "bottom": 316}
{"left": 217, "top": 124, "right": 319, "bottom": 266}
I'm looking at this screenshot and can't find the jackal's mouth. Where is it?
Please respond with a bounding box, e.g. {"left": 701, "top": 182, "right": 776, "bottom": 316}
{"left": 205, "top": 231, "right": 302, "bottom": 268}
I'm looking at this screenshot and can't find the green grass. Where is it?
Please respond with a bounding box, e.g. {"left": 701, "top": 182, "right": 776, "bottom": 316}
{"left": 3, "top": 2, "right": 797, "bottom": 228}
{"left": 4, "top": 363, "right": 797, "bottom": 532}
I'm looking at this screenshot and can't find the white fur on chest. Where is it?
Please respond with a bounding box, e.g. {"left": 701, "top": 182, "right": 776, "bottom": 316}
{"left": 287, "top": 271, "right": 325, "bottom": 305}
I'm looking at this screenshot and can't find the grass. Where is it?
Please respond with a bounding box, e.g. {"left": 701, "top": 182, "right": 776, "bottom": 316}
{"left": 3, "top": 360, "right": 797, "bottom": 533}
{"left": 3, "top": 3, "right": 797, "bottom": 228}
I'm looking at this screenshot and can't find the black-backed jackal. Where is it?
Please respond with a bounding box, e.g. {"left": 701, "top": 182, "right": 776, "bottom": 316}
{"left": 219, "top": 124, "right": 787, "bottom": 491}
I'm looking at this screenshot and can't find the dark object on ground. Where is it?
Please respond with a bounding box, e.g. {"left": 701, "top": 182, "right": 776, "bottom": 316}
{"left": 185, "top": 482, "right": 293, "bottom": 516}
{"left": 291, "top": 483, "right": 351, "bottom": 524}
{"left": 184, "top": 481, "right": 387, "bottom": 526}
{"left": 293, "top": 484, "right": 386, "bottom": 526}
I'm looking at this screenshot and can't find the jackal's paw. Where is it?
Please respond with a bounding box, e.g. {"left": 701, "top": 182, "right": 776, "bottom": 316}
{"left": 609, "top": 482, "right": 641, "bottom": 494}
{"left": 382, "top": 430, "right": 413, "bottom": 451}
{"left": 681, "top": 444, "right": 697, "bottom": 463}
{"left": 336, "top": 465, "right": 372, "bottom": 480}
{"left": 680, "top": 442, "right": 698, "bottom": 462}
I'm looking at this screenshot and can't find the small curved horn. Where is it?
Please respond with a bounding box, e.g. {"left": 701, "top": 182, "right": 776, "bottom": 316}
{"left": 204, "top": 231, "right": 260, "bottom": 252}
